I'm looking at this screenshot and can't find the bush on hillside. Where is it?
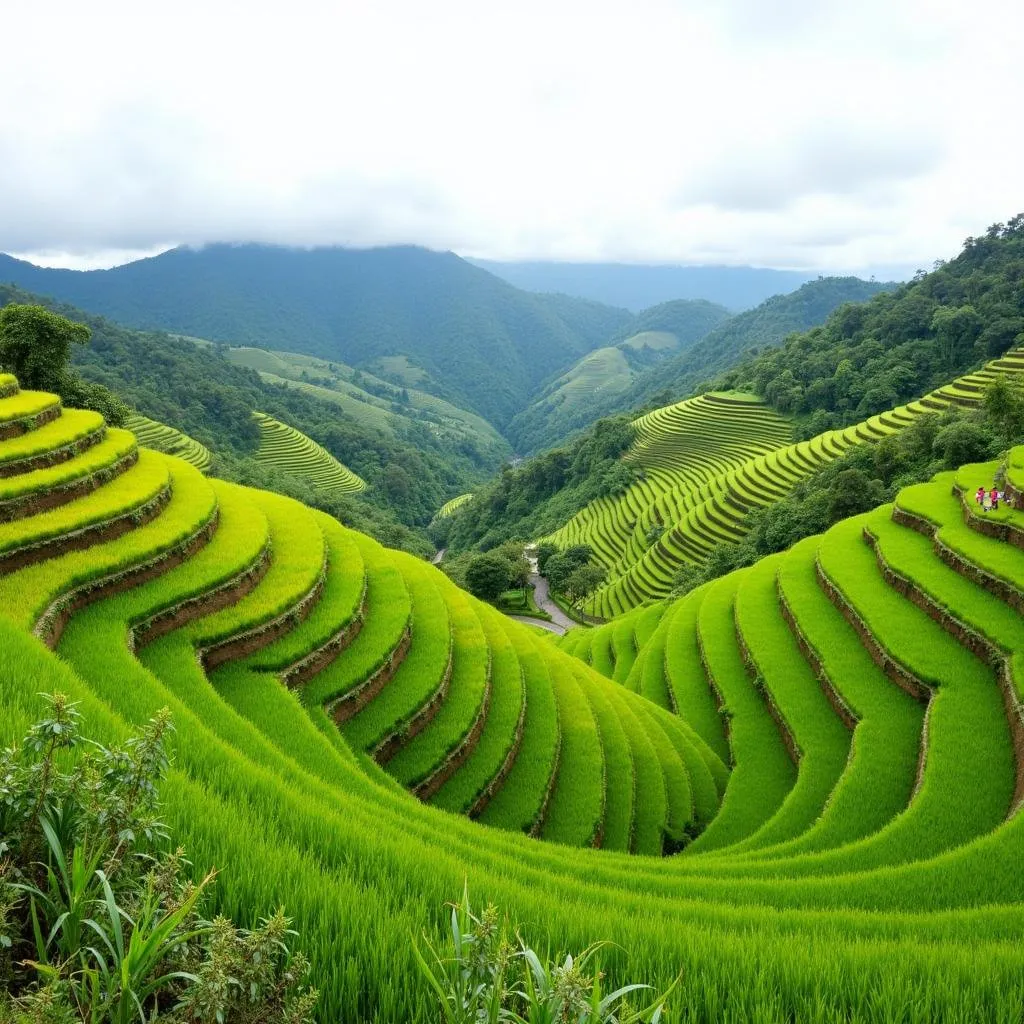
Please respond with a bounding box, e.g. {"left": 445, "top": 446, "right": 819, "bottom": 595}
{"left": 415, "top": 890, "right": 675, "bottom": 1024}
{"left": 0, "top": 695, "right": 316, "bottom": 1024}
{"left": 0, "top": 304, "right": 129, "bottom": 425}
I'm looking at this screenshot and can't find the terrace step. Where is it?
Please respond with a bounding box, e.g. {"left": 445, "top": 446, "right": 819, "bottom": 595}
{"left": 478, "top": 631, "right": 560, "bottom": 834}
{"left": 0, "top": 457, "right": 219, "bottom": 643}
{"left": 388, "top": 580, "right": 492, "bottom": 796}
{"left": 0, "top": 428, "right": 138, "bottom": 522}
{"left": 687, "top": 573, "right": 797, "bottom": 855}
{"left": 0, "top": 389, "right": 62, "bottom": 439}
{"left": 0, "top": 449, "right": 171, "bottom": 572}
{"left": 0, "top": 408, "right": 106, "bottom": 477}
{"left": 430, "top": 609, "right": 526, "bottom": 815}
{"left": 729, "top": 555, "right": 852, "bottom": 853}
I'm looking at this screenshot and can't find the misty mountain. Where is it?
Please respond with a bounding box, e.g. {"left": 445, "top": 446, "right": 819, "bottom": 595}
{"left": 468, "top": 259, "right": 820, "bottom": 312}
{"left": 0, "top": 244, "right": 630, "bottom": 428}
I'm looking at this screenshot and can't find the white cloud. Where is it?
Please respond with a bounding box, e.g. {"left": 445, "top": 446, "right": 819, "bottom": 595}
{"left": 0, "top": 0, "right": 1021, "bottom": 271}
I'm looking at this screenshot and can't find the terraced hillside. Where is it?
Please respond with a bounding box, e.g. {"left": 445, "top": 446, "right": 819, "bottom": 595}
{"left": 252, "top": 411, "right": 366, "bottom": 496}
{"left": 125, "top": 412, "right": 213, "bottom": 472}
{"left": 547, "top": 348, "right": 1024, "bottom": 617}
{"left": 3, "top": 377, "right": 1024, "bottom": 1021}
{"left": 435, "top": 492, "right": 474, "bottom": 519}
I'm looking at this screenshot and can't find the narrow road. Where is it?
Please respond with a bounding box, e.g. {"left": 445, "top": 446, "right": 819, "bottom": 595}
{"left": 431, "top": 547, "right": 446, "bottom": 565}
{"left": 526, "top": 556, "right": 576, "bottom": 633}
{"left": 508, "top": 614, "right": 566, "bottom": 636}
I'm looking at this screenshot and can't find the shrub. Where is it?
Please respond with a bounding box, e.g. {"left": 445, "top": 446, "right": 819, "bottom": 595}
{"left": 414, "top": 890, "right": 675, "bottom": 1024}
{"left": 0, "top": 695, "right": 317, "bottom": 1024}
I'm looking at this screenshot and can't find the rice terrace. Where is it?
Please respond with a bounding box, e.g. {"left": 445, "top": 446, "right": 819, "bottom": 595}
{"left": 3, "top": 4, "right": 1024, "bottom": 1016}
{"left": 3, "top": 306, "right": 1024, "bottom": 1018}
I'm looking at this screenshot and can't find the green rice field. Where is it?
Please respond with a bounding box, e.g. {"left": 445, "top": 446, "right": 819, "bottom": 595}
{"left": 2, "top": 376, "right": 1024, "bottom": 1021}
{"left": 545, "top": 348, "right": 1024, "bottom": 617}
{"left": 252, "top": 410, "right": 365, "bottom": 496}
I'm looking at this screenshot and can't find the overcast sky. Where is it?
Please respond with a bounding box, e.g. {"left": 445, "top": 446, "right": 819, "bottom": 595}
{"left": 2, "top": 0, "right": 1021, "bottom": 273}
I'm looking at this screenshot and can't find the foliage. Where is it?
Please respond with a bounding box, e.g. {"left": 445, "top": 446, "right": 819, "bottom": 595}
{"left": 712, "top": 218, "right": 1024, "bottom": 428}
{"left": 507, "top": 299, "right": 732, "bottom": 454}
{"left": 0, "top": 245, "right": 628, "bottom": 429}
{"left": 550, "top": 278, "right": 894, "bottom": 439}
{"left": 464, "top": 543, "right": 531, "bottom": 602}
{"left": 0, "top": 304, "right": 128, "bottom": 426}
{"left": 0, "top": 696, "right": 316, "bottom": 1024}
{"left": 565, "top": 564, "right": 607, "bottom": 604}
{"left": 414, "top": 891, "right": 672, "bottom": 1024}
{"left": 544, "top": 546, "right": 594, "bottom": 593}
{"left": 0, "top": 285, "right": 494, "bottom": 545}
{"left": 466, "top": 553, "right": 518, "bottom": 602}
{"left": 445, "top": 418, "right": 637, "bottom": 553}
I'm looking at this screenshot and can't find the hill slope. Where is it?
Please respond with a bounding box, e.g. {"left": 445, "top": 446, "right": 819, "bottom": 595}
{"left": 1, "top": 377, "right": 1024, "bottom": 1021}
{"left": 0, "top": 245, "right": 631, "bottom": 427}
{"left": 0, "top": 283, "right": 502, "bottom": 534}
{"left": 508, "top": 298, "right": 732, "bottom": 452}
{"left": 556, "top": 277, "right": 895, "bottom": 434}
{"left": 546, "top": 348, "right": 1024, "bottom": 616}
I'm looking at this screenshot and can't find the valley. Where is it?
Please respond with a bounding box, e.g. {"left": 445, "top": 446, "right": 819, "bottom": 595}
{"left": 2, "top": 220, "right": 1023, "bottom": 1023}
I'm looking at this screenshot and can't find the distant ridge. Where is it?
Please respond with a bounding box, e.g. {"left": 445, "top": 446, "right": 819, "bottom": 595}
{"left": 468, "top": 258, "right": 819, "bottom": 312}
{"left": 0, "top": 245, "right": 631, "bottom": 428}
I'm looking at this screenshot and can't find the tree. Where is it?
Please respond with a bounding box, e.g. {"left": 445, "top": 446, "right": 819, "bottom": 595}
{"left": 932, "top": 420, "right": 993, "bottom": 468}
{"left": 543, "top": 546, "right": 593, "bottom": 593}
{"left": 566, "top": 564, "right": 607, "bottom": 604}
{"left": 465, "top": 552, "right": 514, "bottom": 601}
{"left": 536, "top": 542, "right": 558, "bottom": 574}
{"left": 983, "top": 375, "right": 1024, "bottom": 440}
{"left": 0, "top": 304, "right": 90, "bottom": 391}
{"left": 825, "top": 468, "right": 886, "bottom": 522}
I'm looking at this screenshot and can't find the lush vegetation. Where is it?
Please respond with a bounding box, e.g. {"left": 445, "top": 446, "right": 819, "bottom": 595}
{"left": 3, "top": 375, "right": 1024, "bottom": 1021}
{"left": 0, "top": 284, "right": 506, "bottom": 551}
{"left": 621, "top": 276, "right": 895, "bottom": 417}
{"left": 126, "top": 412, "right": 213, "bottom": 472}
{"left": 2, "top": 371, "right": 1024, "bottom": 1022}
{"left": 668, "top": 379, "right": 1024, "bottom": 595}
{"left": 507, "top": 299, "right": 731, "bottom": 454}
{"left": 0, "top": 696, "right": 317, "bottom": 1023}
{"left": 252, "top": 411, "right": 365, "bottom": 497}
{"left": 0, "top": 245, "right": 634, "bottom": 428}
{"left": 713, "top": 218, "right": 1024, "bottom": 430}
{"left": 436, "top": 416, "right": 639, "bottom": 554}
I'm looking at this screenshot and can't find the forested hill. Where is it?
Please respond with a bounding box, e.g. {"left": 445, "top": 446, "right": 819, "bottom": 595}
{"left": 619, "top": 276, "right": 896, "bottom": 414}
{"left": 508, "top": 277, "right": 893, "bottom": 451}
{"left": 0, "top": 283, "right": 500, "bottom": 544}
{"left": 713, "top": 217, "right": 1024, "bottom": 434}
{"left": 506, "top": 298, "right": 732, "bottom": 453}
{"left": 468, "top": 258, "right": 815, "bottom": 311}
{"left": 0, "top": 245, "right": 630, "bottom": 428}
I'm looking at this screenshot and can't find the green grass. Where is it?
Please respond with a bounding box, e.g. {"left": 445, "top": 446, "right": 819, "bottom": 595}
{"left": 7, "top": 377, "right": 1024, "bottom": 1023}
{"left": 252, "top": 411, "right": 365, "bottom": 495}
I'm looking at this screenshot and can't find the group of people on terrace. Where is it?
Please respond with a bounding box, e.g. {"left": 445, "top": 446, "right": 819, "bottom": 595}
{"left": 975, "top": 485, "right": 1004, "bottom": 512}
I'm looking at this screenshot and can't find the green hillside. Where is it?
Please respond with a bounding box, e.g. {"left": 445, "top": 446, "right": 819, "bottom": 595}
{"left": 2, "top": 376, "right": 1024, "bottom": 1021}
{"left": 0, "top": 284, "right": 498, "bottom": 537}
{"left": 542, "top": 277, "right": 895, "bottom": 438}
{"left": 546, "top": 349, "right": 1024, "bottom": 616}
{"left": 252, "top": 412, "right": 365, "bottom": 496}
{"left": 0, "top": 244, "right": 633, "bottom": 427}
{"left": 215, "top": 342, "right": 508, "bottom": 460}
{"left": 125, "top": 412, "right": 212, "bottom": 472}
{"left": 507, "top": 298, "right": 731, "bottom": 452}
